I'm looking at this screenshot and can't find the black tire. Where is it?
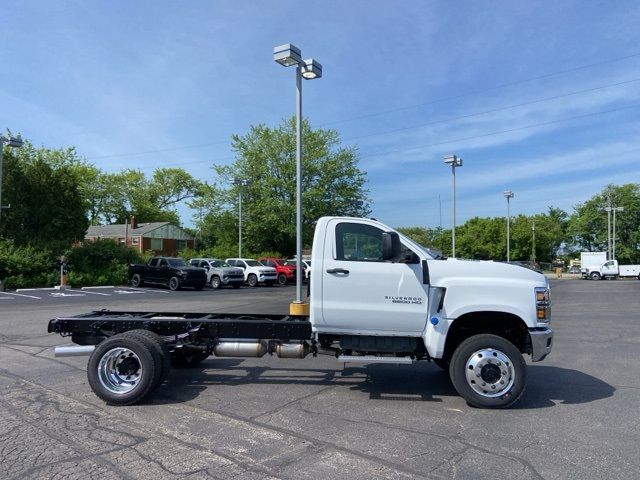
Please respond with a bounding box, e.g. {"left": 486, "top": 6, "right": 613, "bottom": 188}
{"left": 590, "top": 271, "right": 601, "bottom": 281}
{"left": 211, "top": 276, "right": 221, "bottom": 289}
{"left": 124, "top": 330, "right": 171, "bottom": 387}
{"left": 247, "top": 274, "right": 258, "bottom": 287}
{"left": 432, "top": 358, "right": 449, "bottom": 371}
{"left": 168, "top": 276, "right": 180, "bottom": 291}
{"left": 171, "top": 350, "right": 209, "bottom": 368}
{"left": 232, "top": 283, "right": 242, "bottom": 289}
{"left": 87, "top": 334, "right": 158, "bottom": 406}
{"left": 449, "top": 334, "right": 526, "bottom": 409}
{"left": 277, "top": 274, "right": 287, "bottom": 285}
{"left": 130, "top": 274, "right": 143, "bottom": 287}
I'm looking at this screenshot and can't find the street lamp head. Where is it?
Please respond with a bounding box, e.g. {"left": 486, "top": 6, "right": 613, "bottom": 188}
{"left": 233, "top": 178, "right": 251, "bottom": 187}
{"left": 503, "top": 190, "right": 514, "bottom": 199}
{"left": 273, "top": 43, "right": 302, "bottom": 67}
{"left": 443, "top": 154, "right": 462, "bottom": 167}
{"left": 301, "top": 58, "right": 322, "bottom": 79}
{"left": 1, "top": 135, "right": 23, "bottom": 148}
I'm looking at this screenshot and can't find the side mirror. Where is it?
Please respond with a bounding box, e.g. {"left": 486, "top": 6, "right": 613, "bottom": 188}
{"left": 382, "top": 232, "right": 402, "bottom": 261}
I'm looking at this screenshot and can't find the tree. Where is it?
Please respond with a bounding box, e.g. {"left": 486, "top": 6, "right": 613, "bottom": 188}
{"left": 1, "top": 142, "right": 89, "bottom": 251}
{"left": 567, "top": 184, "right": 640, "bottom": 263}
{"left": 208, "top": 118, "right": 370, "bottom": 255}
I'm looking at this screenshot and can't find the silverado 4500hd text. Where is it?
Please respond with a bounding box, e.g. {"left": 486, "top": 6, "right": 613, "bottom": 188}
{"left": 49, "top": 216, "right": 553, "bottom": 409}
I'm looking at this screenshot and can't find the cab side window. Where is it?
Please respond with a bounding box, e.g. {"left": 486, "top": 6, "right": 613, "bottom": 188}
{"left": 335, "top": 223, "right": 383, "bottom": 262}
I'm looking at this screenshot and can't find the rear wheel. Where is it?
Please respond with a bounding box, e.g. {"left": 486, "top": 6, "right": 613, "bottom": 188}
{"left": 277, "top": 274, "right": 287, "bottom": 285}
{"left": 130, "top": 274, "right": 143, "bottom": 287}
{"left": 211, "top": 276, "right": 221, "bottom": 289}
{"left": 87, "top": 334, "right": 158, "bottom": 405}
{"left": 122, "top": 330, "right": 171, "bottom": 388}
{"left": 590, "top": 271, "right": 601, "bottom": 280}
{"left": 449, "top": 334, "right": 526, "bottom": 409}
{"left": 168, "top": 276, "right": 180, "bottom": 291}
{"left": 247, "top": 274, "right": 258, "bottom": 287}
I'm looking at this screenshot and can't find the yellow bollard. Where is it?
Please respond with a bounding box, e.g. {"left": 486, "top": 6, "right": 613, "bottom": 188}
{"left": 289, "top": 302, "right": 310, "bottom": 316}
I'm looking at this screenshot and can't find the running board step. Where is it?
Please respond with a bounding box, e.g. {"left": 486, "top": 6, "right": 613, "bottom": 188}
{"left": 337, "top": 355, "right": 414, "bottom": 364}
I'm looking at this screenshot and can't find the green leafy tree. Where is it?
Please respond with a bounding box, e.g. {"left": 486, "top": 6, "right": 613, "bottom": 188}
{"left": 567, "top": 184, "right": 640, "bottom": 263}
{"left": 208, "top": 118, "right": 370, "bottom": 255}
{"left": 1, "top": 142, "right": 89, "bottom": 251}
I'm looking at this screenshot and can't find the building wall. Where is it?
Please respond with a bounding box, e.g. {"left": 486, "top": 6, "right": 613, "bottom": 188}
{"left": 141, "top": 237, "right": 194, "bottom": 256}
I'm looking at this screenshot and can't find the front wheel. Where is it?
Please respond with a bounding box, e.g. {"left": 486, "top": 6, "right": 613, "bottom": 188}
{"left": 168, "top": 276, "right": 180, "bottom": 291}
{"left": 449, "top": 334, "right": 526, "bottom": 409}
{"left": 590, "top": 272, "right": 601, "bottom": 280}
{"left": 211, "top": 276, "right": 221, "bottom": 289}
{"left": 247, "top": 274, "right": 258, "bottom": 287}
{"left": 130, "top": 274, "right": 143, "bottom": 287}
{"left": 277, "top": 274, "right": 287, "bottom": 285}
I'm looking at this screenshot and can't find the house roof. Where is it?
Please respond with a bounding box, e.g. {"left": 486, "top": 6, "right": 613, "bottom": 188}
{"left": 86, "top": 222, "right": 170, "bottom": 238}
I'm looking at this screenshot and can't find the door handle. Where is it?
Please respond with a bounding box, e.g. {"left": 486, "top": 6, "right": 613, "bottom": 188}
{"left": 326, "top": 268, "right": 350, "bottom": 274}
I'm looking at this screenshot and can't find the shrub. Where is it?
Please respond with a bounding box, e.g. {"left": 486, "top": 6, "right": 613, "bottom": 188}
{"left": 0, "top": 239, "right": 56, "bottom": 290}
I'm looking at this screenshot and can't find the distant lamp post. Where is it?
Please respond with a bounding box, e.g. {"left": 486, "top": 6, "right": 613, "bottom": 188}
{"left": 612, "top": 206, "right": 624, "bottom": 260}
{"left": 0, "top": 134, "right": 24, "bottom": 221}
{"left": 504, "top": 190, "right": 515, "bottom": 262}
{"left": 604, "top": 206, "right": 612, "bottom": 260}
{"left": 274, "top": 43, "right": 322, "bottom": 310}
{"left": 233, "top": 178, "right": 251, "bottom": 258}
{"left": 443, "top": 154, "right": 463, "bottom": 258}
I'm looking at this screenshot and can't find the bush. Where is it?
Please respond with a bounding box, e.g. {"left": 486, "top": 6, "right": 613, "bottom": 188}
{"left": 0, "top": 239, "right": 57, "bottom": 290}
{"left": 63, "top": 239, "right": 143, "bottom": 287}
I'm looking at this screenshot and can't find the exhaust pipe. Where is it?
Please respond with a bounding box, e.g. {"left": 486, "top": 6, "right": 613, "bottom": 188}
{"left": 276, "top": 341, "right": 310, "bottom": 359}
{"left": 213, "top": 340, "right": 268, "bottom": 358}
{"left": 54, "top": 345, "right": 96, "bottom": 357}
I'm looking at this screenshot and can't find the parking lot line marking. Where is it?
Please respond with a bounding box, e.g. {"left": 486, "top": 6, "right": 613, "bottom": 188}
{"left": 80, "top": 290, "right": 111, "bottom": 296}
{"left": 81, "top": 286, "right": 115, "bottom": 289}
{"left": 16, "top": 287, "right": 58, "bottom": 292}
{"left": 126, "top": 287, "right": 172, "bottom": 294}
{"left": 0, "top": 291, "right": 41, "bottom": 299}
{"left": 0, "top": 296, "right": 14, "bottom": 300}
{"left": 49, "top": 292, "right": 86, "bottom": 297}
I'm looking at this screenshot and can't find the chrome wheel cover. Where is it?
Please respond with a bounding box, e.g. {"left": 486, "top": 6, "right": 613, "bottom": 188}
{"left": 465, "top": 348, "right": 515, "bottom": 398}
{"left": 98, "top": 347, "right": 143, "bottom": 394}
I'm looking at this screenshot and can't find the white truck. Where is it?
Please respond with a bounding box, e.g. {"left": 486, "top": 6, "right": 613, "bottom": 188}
{"left": 584, "top": 259, "right": 640, "bottom": 280}
{"left": 49, "top": 216, "right": 553, "bottom": 409}
{"left": 580, "top": 251, "right": 607, "bottom": 278}
{"left": 225, "top": 258, "right": 277, "bottom": 287}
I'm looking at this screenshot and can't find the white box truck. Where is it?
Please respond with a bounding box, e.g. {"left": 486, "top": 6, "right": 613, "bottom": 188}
{"left": 580, "top": 252, "right": 607, "bottom": 278}
{"left": 49, "top": 216, "right": 553, "bottom": 409}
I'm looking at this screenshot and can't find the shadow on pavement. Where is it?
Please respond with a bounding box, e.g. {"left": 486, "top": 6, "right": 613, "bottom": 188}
{"left": 147, "top": 360, "right": 615, "bottom": 409}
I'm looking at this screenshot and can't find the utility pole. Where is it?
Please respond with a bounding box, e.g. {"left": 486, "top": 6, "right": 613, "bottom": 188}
{"left": 532, "top": 220, "right": 536, "bottom": 264}
{"left": 504, "top": 190, "right": 514, "bottom": 262}
{"left": 443, "top": 155, "right": 463, "bottom": 258}
{"left": 605, "top": 192, "right": 612, "bottom": 260}
{"left": 612, "top": 206, "right": 624, "bottom": 260}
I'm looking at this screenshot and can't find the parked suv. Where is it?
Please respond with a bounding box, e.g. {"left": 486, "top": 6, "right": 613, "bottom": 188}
{"left": 285, "top": 259, "right": 310, "bottom": 281}
{"left": 129, "top": 257, "right": 207, "bottom": 291}
{"left": 258, "top": 257, "right": 296, "bottom": 285}
{"left": 188, "top": 258, "right": 245, "bottom": 289}
{"left": 225, "top": 258, "right": 277, "bottom": 287}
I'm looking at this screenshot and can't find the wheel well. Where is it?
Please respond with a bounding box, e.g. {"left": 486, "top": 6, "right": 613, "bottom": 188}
{"left": 443, "top": 311, "right": 529, "bottom": 361}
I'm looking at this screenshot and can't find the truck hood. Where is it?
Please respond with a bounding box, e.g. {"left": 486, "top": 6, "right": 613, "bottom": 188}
{"left": 428, "top": 258, "right": 547, "bottom": 287}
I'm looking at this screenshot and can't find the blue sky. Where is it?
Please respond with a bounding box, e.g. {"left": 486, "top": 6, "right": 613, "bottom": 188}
{"left": 2, "top": 1, "right": 639, "bottom": 228}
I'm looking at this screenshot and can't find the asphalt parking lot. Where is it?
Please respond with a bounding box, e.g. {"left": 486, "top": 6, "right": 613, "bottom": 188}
{"left": 1, "top": 279, "right": 639, "bottom": 479}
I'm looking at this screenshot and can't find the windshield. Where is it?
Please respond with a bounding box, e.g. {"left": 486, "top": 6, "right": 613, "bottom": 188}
{"left": 396, "top": 232, "right": 440, "bottom": 260}
{"left": 167, "top": 258, "right": 186, "bottom": 267}
{"left": 212, "top": 260, "right": 229, "bottom": 268}
{"left": 245, "top": 260, "right": 262, "bottom": 267}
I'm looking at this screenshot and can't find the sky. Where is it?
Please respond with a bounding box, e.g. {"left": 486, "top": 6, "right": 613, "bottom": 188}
{"left": 2, "top": 1, "right": 639, "bottom": 229}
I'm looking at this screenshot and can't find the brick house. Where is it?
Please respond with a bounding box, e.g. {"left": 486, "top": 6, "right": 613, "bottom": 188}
{"left": 85, "top": 217, "right": 195, "bottom": 255}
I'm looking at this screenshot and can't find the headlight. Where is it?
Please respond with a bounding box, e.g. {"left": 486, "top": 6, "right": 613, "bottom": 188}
{"left": 534, "top": 287, "right": 550, "bottom": 322}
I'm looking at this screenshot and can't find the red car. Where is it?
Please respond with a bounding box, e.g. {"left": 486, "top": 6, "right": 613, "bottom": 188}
{"left": 258, "top": 258, "right": 296, "bottom": 285}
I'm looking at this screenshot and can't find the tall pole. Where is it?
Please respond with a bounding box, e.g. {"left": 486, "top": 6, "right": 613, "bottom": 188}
{"left": 451, "top": 165, "right": 456, "bottom": 257}
{"left": 506, "top": 197, "right": 511, "bottom": 262}
{"left": 612, "top": 207, "right": 616, "bottom": 261}
{"left": 532, "top": 221, "right": 536, "bottom": 264}
{"left": 607, "top": 208, "right": 611, "bottom": 260}
{"left": 238, "top": 186, "right": 243, "bottom": 258}
{"left": 0, "top": 143, "right": 4, "bottom": 222}
{"left": 295, "top": 67, "right": 303, "bottom": 303}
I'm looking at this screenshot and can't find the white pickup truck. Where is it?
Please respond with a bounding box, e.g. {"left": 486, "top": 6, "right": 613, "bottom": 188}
{"left": 49, "top": 216, "right": 553, "bottom": 409}
{"left": 584, "top": 259, "right": 640, "bottom": 280}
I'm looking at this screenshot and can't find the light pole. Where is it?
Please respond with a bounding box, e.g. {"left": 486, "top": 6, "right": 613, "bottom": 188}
{"left": 233, "top": 178, "right": 251, "bottom": 258}
{"left": 0, "top": 134, "right": 24, "bottom": 221}
{"left": 532, "top": 220, "right": 536, "bottom": 264}
{"left": 443, "top": 154, "right": 463, "bottom": 258}
{"left": 612, "top": 206, "right": 624, "bottom": 260}
{"left": 274, "top": 43, "right": 322, "bottom": 311}
{"left": 604, "top": 206, "right": 612, "bottom": 260}
{"left": 504, "top": 190, "right": 514, "bottom": 262}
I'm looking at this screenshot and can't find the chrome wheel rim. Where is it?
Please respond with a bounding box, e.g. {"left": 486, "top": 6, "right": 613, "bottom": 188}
{"left": 131, "top": 275, "right": 140, "bottom": 287}
{"left": 211, "top": 277, "right": 220, "bottom": 288}
{"left": 98, "top": 347, "right": 143, "bottom": 394}
{"left": 169, "top": 278, "right": 178, "bottom": 289}
{"left": 465, "top": 348, "right": 515, "bottom": 398}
